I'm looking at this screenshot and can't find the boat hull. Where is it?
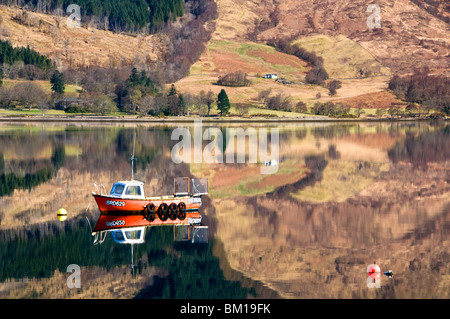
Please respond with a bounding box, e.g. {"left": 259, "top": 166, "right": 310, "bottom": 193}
{"left": 92, "top": 212, "right": 202, "bottom": 232}
{"left": 92, "top": 194, "right": 201, "bottom": 215}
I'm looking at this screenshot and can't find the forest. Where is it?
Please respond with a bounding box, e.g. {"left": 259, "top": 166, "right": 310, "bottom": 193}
{"left": 0, "top": 39, "right": 55, "bottom": 74}
{"left": 0, "top": 0, "right": 185, "bottom": 32}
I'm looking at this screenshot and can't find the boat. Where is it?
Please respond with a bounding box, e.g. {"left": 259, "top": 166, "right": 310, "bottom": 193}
{"left": 90, "top": 177, "right": 208, "bottom": 245}
{"left": 92, "top": 177, "right": 207, "bottom": 226}
{"left": 90, "top": 133, "right": 208, "bottom": 245}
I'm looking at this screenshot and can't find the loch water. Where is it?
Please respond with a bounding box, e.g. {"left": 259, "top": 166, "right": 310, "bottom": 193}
{"left": 0, "top": 121, "right": 448, "bottom": 299}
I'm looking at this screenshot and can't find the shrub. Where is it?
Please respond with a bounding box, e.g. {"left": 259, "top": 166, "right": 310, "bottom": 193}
{"left": 64, "top": 105, "right": 88, "bottom": 113}
{"left": 311, "top": 102, "right": 351, "bottom": 117}
{"left": 217, "top": 71, "right": 251, "bottom": 87}
{"left": 265, "top": 94, "right": 292, "bottom": 112}
{"left": 327, "top": 80, "right": 342, "bottom": 96}
{"left": 294, "top": 101, "right": 308, "bottom": 113}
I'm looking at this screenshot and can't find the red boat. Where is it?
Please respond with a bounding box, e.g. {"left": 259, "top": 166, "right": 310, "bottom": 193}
{"left": 91, "top": 177, "right": 208, "bottom": 244}
{"left": 92, "top": 177, "right": 207, "bottom": 220}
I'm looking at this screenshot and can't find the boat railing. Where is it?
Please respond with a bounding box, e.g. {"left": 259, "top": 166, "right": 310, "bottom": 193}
{"left": 93, "top": 182, "right": 107, "bottom": 195}
{"left": 92, "top": 231, "right": 108, "bottom": 245}
{"left": 174, "top": 177, "right": 208, "bottom": 197}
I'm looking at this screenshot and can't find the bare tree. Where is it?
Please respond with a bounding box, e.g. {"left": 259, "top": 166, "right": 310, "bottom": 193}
{"left": 139, "top": 94, "right": 157, "bottom": 115}
{"left": 14, "top": 82, "right": 48, "bottom": 111}
{"left": 199, "top": 90, "right": 215, "bottom": 116}
{"left": 0, "top": 86, "right": 16, "bottom": 108}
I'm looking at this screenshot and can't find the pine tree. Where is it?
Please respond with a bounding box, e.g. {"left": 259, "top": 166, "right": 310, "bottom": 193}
{"left": 127, "top": 68, "right": 140, "bottom": 87}
{"left": 0, "top": 68, "right": 3, "bottom": 87}
{"left": 126, "top": 68, "right": 156, "bottom": 94}
{"left": 167, "top": 84, "right": 178, "bottom": 115}
{"left": 177, "top": 94, "right": 186, "bottom": 115}
{"left": 50, "top": 70, "right": 65, "bottom": 95}
{"left": 168, "top": 84, "right": 177, "bottom": 96}
{"left": 217, "top": 89, "right": 230, "bottom": 116}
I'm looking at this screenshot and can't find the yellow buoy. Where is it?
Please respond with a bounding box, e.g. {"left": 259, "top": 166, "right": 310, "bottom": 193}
{"left": 57, "top": 208, "right": 67, "bottom": 221}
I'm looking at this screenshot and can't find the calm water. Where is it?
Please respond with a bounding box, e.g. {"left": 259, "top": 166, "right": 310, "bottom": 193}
{"left": 0, "top": 121, "right": 448, "bottom": 299}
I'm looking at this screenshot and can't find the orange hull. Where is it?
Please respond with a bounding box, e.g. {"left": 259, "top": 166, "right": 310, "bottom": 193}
{"left": 92, "top": 194, "right": 201, "bottom": 215}
{"left": 92, "top": 212, "right": 202, "bottom": 232}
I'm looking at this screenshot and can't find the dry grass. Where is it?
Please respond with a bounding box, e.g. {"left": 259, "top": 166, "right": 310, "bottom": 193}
{"left": 0, "top": 5, "right": 160, "bottom": 69}
{"left": 292, "top": 34, "right": 391, "bottom": 79}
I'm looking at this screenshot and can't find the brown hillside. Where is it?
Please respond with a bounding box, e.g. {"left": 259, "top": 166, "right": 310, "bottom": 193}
{"left": 0, "top": 5, "right": 162, "bottom": 70}
{"left": 215, "top": 0, "right": 450, "bottom": 75}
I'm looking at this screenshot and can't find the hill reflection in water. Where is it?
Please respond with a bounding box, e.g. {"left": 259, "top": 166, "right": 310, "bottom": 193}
{"left": 0, "top": 122, "right": 448, "bottom": 299}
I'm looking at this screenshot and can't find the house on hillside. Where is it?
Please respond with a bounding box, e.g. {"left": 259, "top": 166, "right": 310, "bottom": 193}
{"left": 263, "top": 73, "right": 278, "bottom": 79}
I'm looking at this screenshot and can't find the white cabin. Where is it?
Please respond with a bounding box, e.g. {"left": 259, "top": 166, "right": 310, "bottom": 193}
{"left": 110, "top": 226, "right": 145, "bottom": 244}
{"left": 110, "top": 180, "right": 145, "bottom": 199}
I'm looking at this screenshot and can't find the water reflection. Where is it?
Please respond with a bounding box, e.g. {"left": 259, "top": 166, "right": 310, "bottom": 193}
{"left": 0, "top": 122, "right": 448, "bottom": 299}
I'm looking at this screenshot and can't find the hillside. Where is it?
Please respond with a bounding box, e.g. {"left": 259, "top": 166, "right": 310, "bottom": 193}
{"left": 174, "top": 37, "right": 397, "bottom": 109}
{"left": 0, "top": 0, "right": 448, "bottom": 112}
{"left": 214, "top": 0, "right": 449, "bottom": 76}
{"left": 174, "top": 0, "right": 448, "bottom": 110}
{"left": 0, "top": 5, "right": 162, "bottom": 69}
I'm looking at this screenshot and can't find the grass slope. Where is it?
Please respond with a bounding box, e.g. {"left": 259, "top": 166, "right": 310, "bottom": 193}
{"left": 292, "top": 35, "right": 391, "bottom": 79}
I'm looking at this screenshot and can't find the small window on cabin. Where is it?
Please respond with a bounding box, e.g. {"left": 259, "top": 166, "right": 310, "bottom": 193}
{"left": 125, "top": 230, "right": 142, "bottom": 240}
{"left": 111, "top": 231, "right": 125, "bottom": 242}
{"left": 125, "top": 186, "right": 141, "bottom": 196}
{"left": 110, "top": 184, "right": 124, "bottom": 196}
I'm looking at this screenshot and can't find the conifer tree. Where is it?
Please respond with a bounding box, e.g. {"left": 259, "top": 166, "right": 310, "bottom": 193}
{"left": 217, "top": 89, "right": 230, "bottom": 116}
{"left": 50, "top": 70, "right": 65, "bottom": 95}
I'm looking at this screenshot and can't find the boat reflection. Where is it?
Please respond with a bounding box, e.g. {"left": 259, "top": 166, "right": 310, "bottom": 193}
{"left": 89, "top": 210, "right": 209, "bottom": 283}
{"left": 91, "top": 214, "right": 209, "bottom": 245}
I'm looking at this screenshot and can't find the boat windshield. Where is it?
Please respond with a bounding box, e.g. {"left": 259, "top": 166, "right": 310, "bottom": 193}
{"left": 111, "top": 230, "right": 125, "bottom": 242}
{"left": 125, "top": 186, "right": 141, "bottom": 196}
{"left": 125, "top": 230, "right": 142, "bottom": 240}
{"left": 110, "top": 184, "right": 125, "bottom": 196}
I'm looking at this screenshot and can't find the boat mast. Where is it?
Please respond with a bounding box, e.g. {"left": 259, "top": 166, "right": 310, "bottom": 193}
{"left": 130, "top": 131, "right": 136, "bottom": 180}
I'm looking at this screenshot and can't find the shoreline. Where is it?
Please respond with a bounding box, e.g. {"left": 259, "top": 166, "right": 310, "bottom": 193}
{"left": 0, "top": 115, "right": 448, "bottom": 124}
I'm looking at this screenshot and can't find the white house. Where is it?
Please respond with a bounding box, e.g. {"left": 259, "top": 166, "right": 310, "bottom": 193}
{"left": 264, "top": 73, "right": 278, "bottom": 79}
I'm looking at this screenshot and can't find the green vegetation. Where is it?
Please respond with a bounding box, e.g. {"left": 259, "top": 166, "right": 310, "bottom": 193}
{"left": 50, "top": 70, "right": 65, "bottom": 95}
{"left": 217, "top": 89, "right": 231, "bottom": 115}
{"left": 3, "top": 0, "right": 184, "bottom": 32}
{"left": 311, "top": 101, "right": 354, "bottom": 118}
{"left": 0, "top": 39, "right": 55, "bottom": 72}
{"left": 0, "top": 167, "right": 55, "bottom": 197}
